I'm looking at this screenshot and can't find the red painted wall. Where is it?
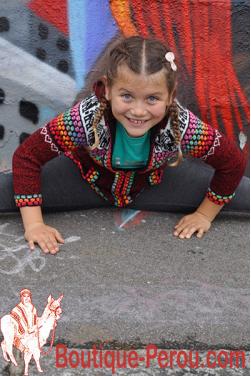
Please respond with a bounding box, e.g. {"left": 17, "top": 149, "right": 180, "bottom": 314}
{"left": 110, "top": 0, "right": 249, "bottom": 143}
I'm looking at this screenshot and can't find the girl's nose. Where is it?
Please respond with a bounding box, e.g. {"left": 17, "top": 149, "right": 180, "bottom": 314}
{"left": 130, "top": 102, "right": 147, "bottom": 117}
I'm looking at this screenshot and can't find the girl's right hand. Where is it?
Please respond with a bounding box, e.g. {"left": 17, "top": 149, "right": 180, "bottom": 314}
{"left": 24, "top": 222, "right": 64, "bottom": 254}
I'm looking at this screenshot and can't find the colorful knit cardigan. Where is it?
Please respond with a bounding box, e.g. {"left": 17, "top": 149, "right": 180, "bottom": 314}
{"left": 13, "top": 93, "right": 247, "bottom": 208}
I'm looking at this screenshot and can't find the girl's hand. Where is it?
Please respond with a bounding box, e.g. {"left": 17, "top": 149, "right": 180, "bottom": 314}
{"left": 173, "top": 211, "right": 211, "bottom": 239}
{"left": 24, "top": 222, "right": 64, "bottom": 254}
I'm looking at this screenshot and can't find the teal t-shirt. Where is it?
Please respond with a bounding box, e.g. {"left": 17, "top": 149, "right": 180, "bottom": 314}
{"left": 112, "top": 122, "right": 150, "bottom": 169}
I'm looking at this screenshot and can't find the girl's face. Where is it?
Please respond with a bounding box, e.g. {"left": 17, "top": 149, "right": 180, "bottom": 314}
{"left": 104, "top": 65, "right": 172, "bottom": 138}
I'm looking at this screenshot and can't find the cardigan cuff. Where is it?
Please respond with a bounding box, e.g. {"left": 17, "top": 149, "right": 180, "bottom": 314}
{"left": 206, "top": 188, "right": 235, "bottom": 206}
{"left": 14, "top": 194, "right": 42, "bottom": 208}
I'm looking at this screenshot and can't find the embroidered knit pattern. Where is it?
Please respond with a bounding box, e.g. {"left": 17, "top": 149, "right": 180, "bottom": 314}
{"left": 111, "top": 172, "right": 124, "bottom": 207}
{"left": 181, "top": 111, "right": 215, "bottom": 157}
{"left": 40, "top": 126, "right": 60, "bottom": 154}
{"left": 64, "top": 151, "right": 109, "bottom": 202}
{"left": 46, "top": 94, "right": 100, "bottom": 153}
{"left": 89, "top": 148, "right": 106, "bottom": 166}
{"left": 47, "top": 106, "right": 86, "bottom": 152}
{"left": 153, "top": 126, "right": 178, "bottom": 170}
{"left": 207, "top": 188, "right": 235, "bottom": 205}
{"left": 153, "top": 150, "right": 178, "bottom": 169}
{"left": 111, "top": 172, "right": 134, "bottom": 207}
{"left": 85, "top": 167, "right": 99, "bottom": 184}
{"left": 14, "top": 194, "right": 42, "bottom": 207}
{"left": 89, "top": 119, "right": 111, "bottom": 167}
{"left": 103, "top": 142, "right": 113, "bottom": 171}
{"left": 149, "top": 169, "right": 164, "bottom": 186}
{"left": 201, "top": 129, "right": 222, "bottom": 161}
{"left": 120, "top": 172, "right": 135, "bottom": 205}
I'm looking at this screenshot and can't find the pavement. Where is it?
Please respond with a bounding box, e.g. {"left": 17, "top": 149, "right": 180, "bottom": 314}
{"left": 0, "top": 208, "right": 249, "bottom": 375}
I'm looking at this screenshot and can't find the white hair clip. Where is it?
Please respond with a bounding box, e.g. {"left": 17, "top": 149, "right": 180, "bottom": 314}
{"left": 165, "top": 52, "right": 177, "bottom": 71}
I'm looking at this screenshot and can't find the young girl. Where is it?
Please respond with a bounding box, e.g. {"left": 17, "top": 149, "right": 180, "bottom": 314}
{"left": 0, "top": 36, "right": 249, "bottom": 254}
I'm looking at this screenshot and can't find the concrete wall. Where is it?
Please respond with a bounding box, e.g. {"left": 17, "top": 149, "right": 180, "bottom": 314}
{"left": 0, "top": 0, "right": 249, "bottom": 171}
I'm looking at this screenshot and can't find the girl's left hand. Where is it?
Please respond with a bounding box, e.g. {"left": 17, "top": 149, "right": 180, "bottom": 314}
{"left": 173, "top": 212, "right": 211, "bottom": 239}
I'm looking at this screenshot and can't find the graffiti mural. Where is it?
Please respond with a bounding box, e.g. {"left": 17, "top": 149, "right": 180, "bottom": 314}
{"left": 0, "top": 0, "right": 249, "bottom": 171}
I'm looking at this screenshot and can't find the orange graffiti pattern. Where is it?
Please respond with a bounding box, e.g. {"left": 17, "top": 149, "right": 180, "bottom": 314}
{"left": 28, "top": 0, "right": 68, "bottom": 35}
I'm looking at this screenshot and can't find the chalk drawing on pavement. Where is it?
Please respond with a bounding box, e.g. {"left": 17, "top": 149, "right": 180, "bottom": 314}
{"left": 113, "top": 209, "right": 151, "bottom": 230}
{"left": 0, "top": 222, "right": 81, "bottom": 275}
{"left": 64, "top": 236, "right": 81, "bottom": 243}
{"left": 0, "top": 244, "right": 46, "bottom": 275}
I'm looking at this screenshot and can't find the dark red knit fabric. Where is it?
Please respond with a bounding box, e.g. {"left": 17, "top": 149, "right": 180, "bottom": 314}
{"left": 13, "top": 127, "right": 59, "bottom": 195}
{"left": 204, "top": 134, "right": 247, "bottom": 196}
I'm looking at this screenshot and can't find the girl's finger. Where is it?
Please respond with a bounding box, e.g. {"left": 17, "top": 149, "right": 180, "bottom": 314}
{"left": 174, "top": 227, "right": 184, "bottom": 236}
{"left": 178, "top": 228, "right": 190, "bottom": 238}
{"left": 174, "top": 222, "right": 191, "bottom": 236}
{"left": 174, "top": 218, "right": 185, "bottom": 228}
{"left": 28, "top": 240, "right": 35, "bottom": 251}
{"left": 38, "top": 241, "right": 49, "bottom": 254}
{"left": 54, "top": 230, "right": 64, "bottom": 243}
{"left": 197, "top": 229, "right": 204, "bottom": 238}
{"left": 46, "top": 236, "right": 59, "bottom": 253}
{"left": 178, "top": 225, "right": 195, "bottom": 238}
{"left": 185, "top": 227, "right": 197, "bottom": 238}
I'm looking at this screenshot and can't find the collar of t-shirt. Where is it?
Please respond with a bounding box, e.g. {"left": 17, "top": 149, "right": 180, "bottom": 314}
{"left": 112, "top": 121, "right": 150, "bottom": 169}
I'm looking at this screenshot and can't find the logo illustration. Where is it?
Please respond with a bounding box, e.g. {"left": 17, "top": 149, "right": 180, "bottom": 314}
{"left": 1, "top": 289, "right": 63, "bottom": 375}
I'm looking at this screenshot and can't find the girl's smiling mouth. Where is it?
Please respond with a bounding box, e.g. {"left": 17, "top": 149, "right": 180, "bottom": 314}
{"left": 126, "top": 117, "right": 148, "bottom": 125}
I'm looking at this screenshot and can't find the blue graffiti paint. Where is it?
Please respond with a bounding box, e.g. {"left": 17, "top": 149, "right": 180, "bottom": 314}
{"left": 39, "top": 106, "right": 57, "bottom": 124}
{"left": 68, "top": 0, "right": 118, "bottom": 90}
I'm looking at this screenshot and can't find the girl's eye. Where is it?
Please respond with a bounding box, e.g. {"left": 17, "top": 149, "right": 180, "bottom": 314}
{"left": 121, "top": 94, "right": 132, "bottom": 101}
{"left": 147, "top": 96, "right": 158, "bottom": 103}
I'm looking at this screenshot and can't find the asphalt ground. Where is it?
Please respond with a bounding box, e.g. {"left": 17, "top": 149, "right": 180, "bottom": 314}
{"left": 0, "top": 208, "right": 249, "bottom": 375}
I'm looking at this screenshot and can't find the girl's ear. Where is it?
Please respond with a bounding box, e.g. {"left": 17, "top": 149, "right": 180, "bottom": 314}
{"left": 100, "top": 75, "right": 110, "bottom": 101}
{"left": 165, "top": 93, "right": 175, "bottom": 114}
{"left": 167, "top": 88, "right": 177, "bottom": 107}
{"left": 93, "top": 77, "right": 109, "bottom": 101}
{"left": 165, "top": 97, "right": 173, "bottom": 112}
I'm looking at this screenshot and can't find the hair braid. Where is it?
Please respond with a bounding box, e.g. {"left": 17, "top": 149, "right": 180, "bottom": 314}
{"left": 168, "top": 101, "right": 183, "bottom": 167}
{"left": 88, "top": 96, "right": 108, "bottom": 150}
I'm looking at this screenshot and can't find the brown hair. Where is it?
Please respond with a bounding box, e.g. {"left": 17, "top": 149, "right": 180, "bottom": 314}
{"left": 73, "top": 33, "right": 124, "bottom": 103}
{"left": 89, "top": 36, "right": 182, "bottom": 165}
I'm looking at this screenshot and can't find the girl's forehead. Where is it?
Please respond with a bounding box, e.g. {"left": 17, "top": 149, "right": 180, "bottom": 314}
{"left": 114, "top": 65, "right": 168, "bottom": 92}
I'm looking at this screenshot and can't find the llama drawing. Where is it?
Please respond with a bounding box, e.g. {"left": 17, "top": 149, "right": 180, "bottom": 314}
{"left": 1, "top": 289, "right": 63, "bottom": 375}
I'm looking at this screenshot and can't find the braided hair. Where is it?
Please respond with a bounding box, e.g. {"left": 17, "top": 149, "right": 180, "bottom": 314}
{"left": 89, "top": 36, "right": 182, "bottom": 165}
{"left": 88, "top": 96, "right": 108, "bottom": 150}
{"left": 168, "top": 101, "right": 183, "bottom": 166}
